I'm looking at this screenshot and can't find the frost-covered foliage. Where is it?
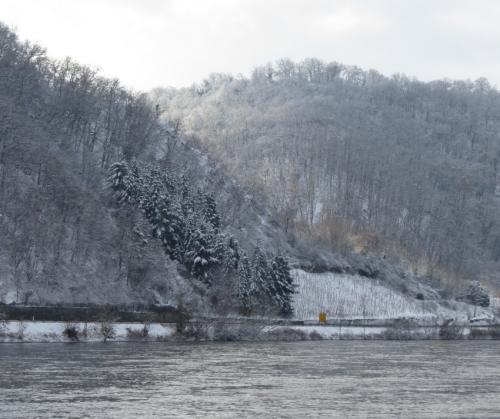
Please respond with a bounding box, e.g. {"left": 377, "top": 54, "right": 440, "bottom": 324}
{"left": 157, "top": 59, "right": 500, "bottom": 287}
{"left": 292, "top": 270, "right": 430, "bottom": 320}
{"left": 109, "top": 160, "right": 225, "bottom": 283}
{"left": 463, "top": 281, "right": 490, "bottom": 308}
{"left": 0, "top": 23, "right": 178, "bottom": 305}
{"left": 0, "top": 23, "right": 297, "bottom": 311}
{"left": 109, "top": 160, "right": 295, "bottom": 316}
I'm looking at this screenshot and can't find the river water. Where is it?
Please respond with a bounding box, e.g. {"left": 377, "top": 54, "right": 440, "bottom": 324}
{"left": 0, "top": 341, "right": 499, "bottom": 418}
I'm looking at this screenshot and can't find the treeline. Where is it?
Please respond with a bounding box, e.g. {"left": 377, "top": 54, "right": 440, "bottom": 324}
{"left": 0, "top": 22, "right": 294, "bottom": 315}
{"left": 158, "top": 58, "right": 500, "bottom": 285}
{"left": 0, "top": 22, "right": 172, "bottom": 305}
{"left": 109, "top": 161, "right": 294, "bottom": 316}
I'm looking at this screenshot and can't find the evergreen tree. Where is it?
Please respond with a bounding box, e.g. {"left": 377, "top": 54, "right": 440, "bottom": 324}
{"left": 237, "top": 254, "right": 253, "bottom": 315}
{"left": 465, "top": 281, "right": 490, "bottom": 309}
{"left": 222, "top": 236, "right": 240, "bottom": 272}
{"left": 178, "top": 173, "right": 194, "bottom": 218}
{"left": 109, "top": 161, "right": 131, "bottom": 202}
{"left": 270, "top": 255, "right": 295, "bottom": 317}
{"left": 252, "top": 246, "right": 270, "bottom": 305}
{"left": 203, "top": 193, "right": 220, "bottom": 230}
{"left": 184, "top": 219, "right": 220, "bottom": 284}
{"left": 109, "top": 161, "right": 243, "bottom": 294}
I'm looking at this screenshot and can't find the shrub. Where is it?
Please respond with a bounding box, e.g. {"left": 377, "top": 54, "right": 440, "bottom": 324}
{"left": 0, "top": 314, "right": 6, "bottom": 336}
{"left": 309, "top": 330, "right": 323, "bottom": 340}
{"left": 63, "top": 323, "right": 80, "bottom": 341}
{"left": 489, "top": 327, "right": 500, "bottom": 339}
{"left": 439, "top": 321, "right": 464, "bottom": 340}
{"left": 464, "top": 281, "right": 490, "bottom": 308}
{"left": 81, "top": 323, "right": 88, "bottom": 339}
{"left": 468, "top": 328, "right": 490, "bottom": 339}
{"left": 265, "top": 327, "right": 308, "bottom": 341}
{"left": 416, "top": 293, "right": 424, "bottom": 301}
{"left": 211, "top": 322, "right": 241, "bottom": 342}
{"left": 99, "top": 322, "right": 116, "bottom": 343}
{"left": 17, "top": 321, "right": 26, "bottom": 340}
{"left": 126, "top": 324, "right": 149, "bottom": 339}
{"left": 382, "top": 319, "right": 419, "bottom": 340}
{"left": 181, "top": 322, "right": 209, "bottom": 341}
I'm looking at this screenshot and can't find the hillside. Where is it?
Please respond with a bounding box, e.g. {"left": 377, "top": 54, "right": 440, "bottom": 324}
{"left": 0, "top": 24, "right": 302, "bottom": 316}
{"left": 154, "top": 59, "right": 500, "bottom": 293}
{"left": 1, "top": 23, "right": 496, "bottom": 320}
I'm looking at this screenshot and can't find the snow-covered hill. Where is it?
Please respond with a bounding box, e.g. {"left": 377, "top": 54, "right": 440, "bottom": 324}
{"left": 292, "top": 270, "right": 493, "bottom": 322}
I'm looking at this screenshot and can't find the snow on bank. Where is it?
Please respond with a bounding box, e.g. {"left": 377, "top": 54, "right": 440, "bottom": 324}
{"left": 292, "top": 269, "right": 428, "bottom": 320}
{"left": 291, "top": 269, "right": 493, "bottom": 321}
{"left": 0, "top": 321, "right": 176, "bottom": 343}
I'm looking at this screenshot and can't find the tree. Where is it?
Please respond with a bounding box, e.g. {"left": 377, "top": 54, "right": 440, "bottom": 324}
{"left": 252, "top": 246, "right": 270, "bottom": 304}
{"left": 269, "top": 256, "right": 295, "bottom": 317}
{"left": 465, "top": 281, "right": 490, "bottom": 315}
{"left": 237, "top": 254, "right": 253, "bottom": 315}
{"left": 203, "top": 193, "right": 220, "bottom": 230}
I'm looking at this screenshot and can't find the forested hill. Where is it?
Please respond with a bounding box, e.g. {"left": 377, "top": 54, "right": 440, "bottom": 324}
{"left": 155, "top": 59, "right": 500, "bottom": 290}
{"left": 1, "top": 19, "right": 496, "bottom": 314}
{"left": 0, "top": 23, "right": 307, "bottom": 315}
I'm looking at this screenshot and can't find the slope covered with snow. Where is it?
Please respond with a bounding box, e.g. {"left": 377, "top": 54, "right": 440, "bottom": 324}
{"left": 292, "top": 270, "right": 492, "bottom": 321}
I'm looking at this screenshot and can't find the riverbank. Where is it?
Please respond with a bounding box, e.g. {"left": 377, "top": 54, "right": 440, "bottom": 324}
{"left": 0, "top": 321, "right": 176, "bottom": 343}
{"left": 2, "top": 320, "right": 500, "bottom": 342}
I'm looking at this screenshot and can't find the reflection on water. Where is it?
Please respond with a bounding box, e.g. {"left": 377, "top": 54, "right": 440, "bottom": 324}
{"left": 1, "top": 341, "right": 499, "bottom": 418}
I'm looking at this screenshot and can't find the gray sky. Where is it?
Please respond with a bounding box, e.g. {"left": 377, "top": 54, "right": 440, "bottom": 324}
{"left": 0, "top": 0, "right": 499, "bottom": 90}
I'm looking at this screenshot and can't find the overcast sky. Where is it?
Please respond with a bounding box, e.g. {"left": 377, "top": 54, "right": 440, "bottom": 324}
{"left": 0, "top": 0, "right": 499, "bottom": 91}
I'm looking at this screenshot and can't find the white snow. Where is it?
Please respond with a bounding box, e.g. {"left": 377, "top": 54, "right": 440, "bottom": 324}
{"left": 291, "top": 269, "right": 494, "bottom": 321}
{"left": 292, "top": 269, "right": 428, "bottom": 320}
{"left": 0, "top": 321, "right": 176, "bottom": 343}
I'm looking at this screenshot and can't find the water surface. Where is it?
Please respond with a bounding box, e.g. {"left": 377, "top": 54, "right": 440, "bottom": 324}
{"left": 1, "top": 341, "right": 499, "bottom": 418}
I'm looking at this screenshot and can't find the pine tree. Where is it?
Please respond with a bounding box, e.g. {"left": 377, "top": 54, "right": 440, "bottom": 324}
{"left": 222, "top": 236, "right": 240, "bottom": 272}
{"left": 178, "top": 173, "right": 194, "bottom": 218}
{"left": 203, "top": 193, "right": 220, "bottom": 230}
{"left": 108, "top": 161, "right": 237, "bottom": 290}
{"left": 466, "top": 281, "right": 490, "bottom": 310}
{"left": 270, "top": 255, "right": 295, "bottom": 317}
{"left": 185, "top": 219, "right": 220, "bottom": 284}
{"left": 237, "top": 254, "right": 253, "bottom": 315}
{"left": 252, "top": 246, "right": 270, "bottom": 305}
{"left": 109, "top": 161, "right": 130, "bottom": 202}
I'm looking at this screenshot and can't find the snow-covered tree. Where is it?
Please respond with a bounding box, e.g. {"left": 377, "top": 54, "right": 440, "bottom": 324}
{"left": 237, "top": 254, "right": 254, "bottom": 315}
{"left": 203, "top": 193, "right": 220, "bottom": 230}
{"left": 251, "top": 246, "right": 271, "bottom": 306}
{"left": 465, "top": 281, "right": 490, "bottom": 309}
{"left": 222, "top": 235, "right": 240, "bottom": 272}
{"left": 269, "top": 255, "right": 295, "bottom": 317}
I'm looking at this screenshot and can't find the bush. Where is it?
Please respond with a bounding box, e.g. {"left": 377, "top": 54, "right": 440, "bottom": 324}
{"left": 468, "top": 328, "right": 490, "bottom": 339}
{"left": 126, "top": 324, "right": 149, "bottom": 339}
{"left": 211, "top": 322, "right": 241, "bottom": 342}
{"left": 309, "top": 330, "right": 323, "bottom": 340}
{"left": 416, "top": 293, "right": 424, "bottom": 301}
{"left": 63, "top": 323, "right": 80, "bottom": 341}
{"left": 469, "top": 327, "right": 500, "bottom": 340}
{"left": 489, "top": 327, "right": 500, "bottom": 339}
{"left": 265, "top": 327, "right": 308, "bottom": 341}
{"left": 99, "top": 322, "right": 116, "bottom": 342}
{"left": 439, "top": 320, "right": 464, "bottom": 340}
{"left": 382, "top": 319, "right": 419, "bottom": 340}
{"left": 16, "top": 321, "right": 25, "bottom": 340}
{"left": 464, "top": 281, "right": 490, "bottom": 308}
{"left": 0, "top": 314, "right": 6, "bottom": 336}
{"left": 181, "top": 322, "right": 209, "bottom": 341}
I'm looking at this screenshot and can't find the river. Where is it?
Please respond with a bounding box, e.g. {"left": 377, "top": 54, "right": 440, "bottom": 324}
{"left": 0, "top": 341, "right": 499, "bottom": 418}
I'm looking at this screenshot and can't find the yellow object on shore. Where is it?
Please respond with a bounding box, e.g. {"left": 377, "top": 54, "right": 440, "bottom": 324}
{"left": 319, "top": 311, "right": 327, "bottom": 324}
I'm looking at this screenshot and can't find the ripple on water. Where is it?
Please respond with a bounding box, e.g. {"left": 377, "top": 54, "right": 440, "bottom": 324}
{"left": 0, "top": 341, "right": 499, "bottom": 418}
